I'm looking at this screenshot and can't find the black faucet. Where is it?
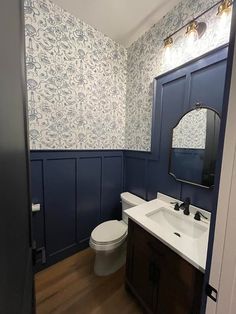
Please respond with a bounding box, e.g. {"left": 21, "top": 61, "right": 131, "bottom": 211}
{"left": 180, "top": 197, "right": 191, "bottom": 215}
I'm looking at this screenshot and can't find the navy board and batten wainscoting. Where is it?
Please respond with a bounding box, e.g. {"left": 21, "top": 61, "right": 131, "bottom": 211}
{"left": 31, "top": 150, "right": 124, "bottom": 270}
{"left": 31, "top": 45, "right": 228, "bottom": 271}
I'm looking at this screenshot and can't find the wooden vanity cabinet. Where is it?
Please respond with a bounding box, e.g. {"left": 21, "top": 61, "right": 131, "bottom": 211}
{"left": 125, "top": 219, "right": 204, "bottom": 314}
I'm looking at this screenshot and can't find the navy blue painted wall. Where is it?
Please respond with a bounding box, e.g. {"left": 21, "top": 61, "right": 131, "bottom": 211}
{"left": 124, "top": 46, "right": 228, "bottom": 213}
{"left": 31, "top": 150, "right": 123, "bottom": 269}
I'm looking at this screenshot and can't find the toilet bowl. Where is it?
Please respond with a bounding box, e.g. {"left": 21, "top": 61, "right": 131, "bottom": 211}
{"left": 90, "top": 192, "right": 146, "bottom": 276}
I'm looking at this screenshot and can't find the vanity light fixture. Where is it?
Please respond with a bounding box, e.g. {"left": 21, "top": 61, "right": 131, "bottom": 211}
{"left": 217, "top": 0, "right": 233, "bottom": 15}
{"left": 186, "top": 21, "right": 199, "bottom": 37}
{"left": 164, "top": 36, "right": 173, "bottom": 49}
{"left": 163, "top": 0, "right": 232, "bottom": 49}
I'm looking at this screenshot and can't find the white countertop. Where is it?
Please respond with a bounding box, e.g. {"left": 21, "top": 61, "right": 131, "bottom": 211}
{"left": 125, "top": 194, "right": 211, "bottom": 273}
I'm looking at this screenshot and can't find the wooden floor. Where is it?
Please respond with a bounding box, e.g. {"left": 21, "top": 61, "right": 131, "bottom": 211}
{"left": 35, "top": 248, "right": 143, "bottom": 314}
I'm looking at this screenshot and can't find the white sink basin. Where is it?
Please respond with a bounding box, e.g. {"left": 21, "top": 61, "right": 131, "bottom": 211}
{"left": 124, "top": 194, "right": 211, "bottom": 272}
{"left": 146, "top": 207, "right": 208, "bottom": 240}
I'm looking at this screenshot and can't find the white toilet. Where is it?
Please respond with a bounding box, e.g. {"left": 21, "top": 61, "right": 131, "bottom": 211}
{"left": 89, "top": 192, "right": 146, "bottom": 276}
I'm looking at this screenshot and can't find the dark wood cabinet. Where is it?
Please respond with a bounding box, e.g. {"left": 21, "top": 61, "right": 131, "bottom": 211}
{"left": 126, "top": 220, "right": 204, "bottom": 314}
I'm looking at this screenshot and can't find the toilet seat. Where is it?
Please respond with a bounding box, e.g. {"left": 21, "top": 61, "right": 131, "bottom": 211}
{"left": 90, "top": 220, "right": 128, "bottom": 251}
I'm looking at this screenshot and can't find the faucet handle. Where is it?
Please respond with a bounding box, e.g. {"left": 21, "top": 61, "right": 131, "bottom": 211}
{"left": 170, "top": 201, "right": 180, "bottom": 211}
{"left": 194, "top": 211, "right": 208, "bottom": 221}
{"left": 174, "top": 203, "right": 180, "bottom": 211}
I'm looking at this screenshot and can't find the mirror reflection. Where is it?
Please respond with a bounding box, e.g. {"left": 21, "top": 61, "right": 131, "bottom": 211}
{"left": 169, "top": 107, "right": 221, "bottom": 188}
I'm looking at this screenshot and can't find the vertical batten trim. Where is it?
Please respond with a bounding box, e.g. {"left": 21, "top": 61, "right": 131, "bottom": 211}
{"left": 100, "top": 156, "right": 103, "bottom": 223}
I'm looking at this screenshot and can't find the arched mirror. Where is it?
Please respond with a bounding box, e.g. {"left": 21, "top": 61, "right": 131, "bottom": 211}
{"left": 169, "top": 106, "right": 221, "bottom": 188}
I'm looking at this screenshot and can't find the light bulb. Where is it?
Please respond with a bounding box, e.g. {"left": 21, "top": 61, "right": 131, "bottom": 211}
{"left": 186, "top": 21, "right": 199, "bottom": 48}
{"left": 164, "top": 46, "right": 171, "bottom": 59}
{"left": 220, "top": 10, "right": 229, "bottom": 27}
{"left": 187, "top": 30, "right": 198, "bottom": 46}
{"left": 216, "top": 4, "right": 232, "bottom": 38}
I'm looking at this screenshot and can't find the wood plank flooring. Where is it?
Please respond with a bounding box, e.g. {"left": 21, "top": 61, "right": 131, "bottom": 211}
{"left": 35, "top": 248, "right": 143, "bottom": 314}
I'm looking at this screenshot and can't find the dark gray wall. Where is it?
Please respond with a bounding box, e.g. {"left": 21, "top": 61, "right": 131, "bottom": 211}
{"left": 0, "top": 0, "right": 33, "bottom": 313}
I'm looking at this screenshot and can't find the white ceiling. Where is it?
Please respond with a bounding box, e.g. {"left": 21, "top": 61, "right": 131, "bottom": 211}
{"left": 52, "top": 0, "right": 181, "bottom": 47}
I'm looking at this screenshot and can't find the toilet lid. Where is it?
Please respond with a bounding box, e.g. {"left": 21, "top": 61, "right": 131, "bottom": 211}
{"left": 91, "top": 220, "right": 127, "bottom": 244}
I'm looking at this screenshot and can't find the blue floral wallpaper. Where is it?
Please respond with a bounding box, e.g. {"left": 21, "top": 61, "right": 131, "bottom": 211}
{"left": 125, "top": 0, "right": 231, "bottom": 151}
{"left": 24, "top": 0, "right": 127, "bottom": 149}
{"left": 24, "top": 0, "right": 231, "bottom": 150}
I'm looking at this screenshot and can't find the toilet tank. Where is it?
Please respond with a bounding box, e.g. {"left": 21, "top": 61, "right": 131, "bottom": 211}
{"left": 120, "top": 192, "right": 146, "bottom": 224}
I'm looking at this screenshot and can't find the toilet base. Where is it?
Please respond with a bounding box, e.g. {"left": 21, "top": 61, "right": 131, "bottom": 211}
{"left": 93, "top": 242, "right": 127, "bottom": 276}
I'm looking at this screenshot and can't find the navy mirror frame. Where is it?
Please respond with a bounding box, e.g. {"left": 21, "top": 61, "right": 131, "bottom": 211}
{"left": 168, "top": 105, "right": 221, "bottom": 189}
{"left": 151, "top": 44, "right": 229, "bottom": 161}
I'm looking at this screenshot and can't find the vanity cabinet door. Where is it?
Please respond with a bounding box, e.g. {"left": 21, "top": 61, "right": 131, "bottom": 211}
{"left": 126, "top": 220, "right": 203, "bottom": 314}
{"left": 156, "top": 254, "right": 203, "bottom": 314}
{"left": 126, "top": 220, "right": 161, "bottom": 313}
